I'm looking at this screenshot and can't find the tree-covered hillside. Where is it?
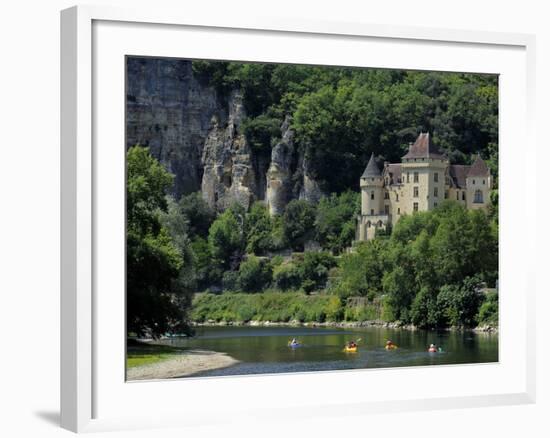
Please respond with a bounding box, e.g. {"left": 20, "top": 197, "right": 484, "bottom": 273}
{"left": 193, "top": 61, "right": 498, "bottom": 193}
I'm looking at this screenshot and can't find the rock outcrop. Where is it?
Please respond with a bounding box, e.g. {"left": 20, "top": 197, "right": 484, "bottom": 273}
{"left": 126, "top": 57, "right": 324, "bottom": 214}
{"left": 201, "top": 91, "right": 257, "bottom": 211}
{"left": 126, "top": 57, "right": 220, "bottom": 197}
{"left": 266, "top": 116, "right": 295, "bottom": 215}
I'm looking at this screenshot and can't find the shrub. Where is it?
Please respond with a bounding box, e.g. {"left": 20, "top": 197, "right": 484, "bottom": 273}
{"left": 273, "top": 262, "right": 302, "bottom": 290}
{"left": 298, "top": 251, "right": 337, "bottom": 292}
{"left": 282, "top": 200, "right": 316, "bottom": 251}
{"left": 237, "top": 256, "right": 273, "bottom": 292}
{"left": 222, "top": 270, "right": 239, "bottom": 291}
{"left": 477, "top": 291, "right": 498, "bottom": 325}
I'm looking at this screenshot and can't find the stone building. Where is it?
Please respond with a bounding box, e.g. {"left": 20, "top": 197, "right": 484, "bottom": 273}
{"left": 357, "top": 132, "right": 492, "bottom": 241}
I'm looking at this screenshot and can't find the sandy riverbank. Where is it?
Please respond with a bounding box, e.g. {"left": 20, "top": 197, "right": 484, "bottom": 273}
{"left": 127, "top": 349, "right": 239, "bottom": 381}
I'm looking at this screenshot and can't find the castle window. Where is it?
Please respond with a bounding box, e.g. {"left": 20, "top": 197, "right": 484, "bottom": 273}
{"left": 445, "top": 191, "right": 448, "bottom": 199}
{"left": 370, "top": 209, "right": 374, "bottom": 215}
{"left": 413, "top": 202, "right": 419, "bottom": 212}
{"left": 462, "top": 191, "right": 466, "bottom": 201}
{"left": 472, "top": 179, "right": 476, "bottom": 185}
{"left": 413, "top": 186, "right": 419, "bottom": 197}
{"left": 371, "top": 192, "right": 375, "bottom": 200}
{"left": 366, "top": 221, "right": 371, "bottom": 228}
{"left": 407, "top": 172, "right": 410, "bottom": 183}
{"left": 434, "top": 202, "right": 438, "bottom": 208}
{"left": 434, "top": 172, "right": 439, "bottom": 182}
{"left": 384, "top": 205, "right": 390, "bottom": 215}
{"left": 413, "top": 172, "right": 419, "bottom": 183}
{"left": 378, "top": 220, "right": 383, "bottom": 227}
{"left": 456, "top": 192, "right": 459, "bottom": 201}
{"left": 434, "top": 187, "right": 438, "bottom": 197}
{"left": 483, "top": 179, "right": 486, "bottom": 185}
{"left": 384, "top": 192, "right": 389, "bottom": 200}
{"left": 396, "top": 193, "right": 399, "bottom": 202}
{"left": 474, "top": 190, "right": 484, "bottom": 204}
{"left": 397, "top": 208, "right": 400, "bottom": 215}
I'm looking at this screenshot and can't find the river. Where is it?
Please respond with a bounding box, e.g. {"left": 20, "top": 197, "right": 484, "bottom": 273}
{"left": 158, "top": 325, "right": 498, "bottom": 378}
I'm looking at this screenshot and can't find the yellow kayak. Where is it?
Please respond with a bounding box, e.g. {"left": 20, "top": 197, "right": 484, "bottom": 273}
{"left": 344, "top": 346, "right": 358, "bottom": 353}
{"left": 385, "top": 344, "right": 398, "bottom": 350}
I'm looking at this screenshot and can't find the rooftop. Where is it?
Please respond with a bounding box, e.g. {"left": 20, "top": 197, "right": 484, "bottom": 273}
{"left": 362, "top": 153, "right": 382, "bottom": 178}
{"left": 467, "top": 155, "right": 490, "bottom": 177}
{"left": 402, "top": 132, "right": 446, "bottom": 160}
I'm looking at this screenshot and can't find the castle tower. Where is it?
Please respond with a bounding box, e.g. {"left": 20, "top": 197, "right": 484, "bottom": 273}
{"left": 357, "top": 153, "right": 387, "bottom": 241}
{"left": 465, "top": 154, "right": 492, "bottom": 209}
{"left": 401, "top": 132, "right": 448, "bottom": 213}
{"left": 361, "top": 153, "right": 384, "bottom": 215}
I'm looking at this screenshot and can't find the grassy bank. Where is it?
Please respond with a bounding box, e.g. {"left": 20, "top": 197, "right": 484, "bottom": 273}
{"left": 190, "top": 291, "right": 498, "bottom": 330}
{"left": 127, "top": 340, "right": 185, "bottom": 368}
{"left": 191, "top": 291, "right": 386, "bottom": 324}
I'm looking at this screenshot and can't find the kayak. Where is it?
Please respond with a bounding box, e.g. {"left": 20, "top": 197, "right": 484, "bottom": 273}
{"left": 344, "top": 346, "right": 358, "bottom": 353}
{"left": 288, "top": 342, "right": 301, "bottom": 348}
{"left": 385, "top": 344, "right": 398, "bottom": 350}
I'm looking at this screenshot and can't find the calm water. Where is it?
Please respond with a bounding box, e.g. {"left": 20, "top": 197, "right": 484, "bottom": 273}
{"left": 159, "top": 326, "right": 498, "bottom": 378}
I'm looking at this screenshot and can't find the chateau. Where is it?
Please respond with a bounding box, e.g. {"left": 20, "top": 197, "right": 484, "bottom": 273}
{"left": 357, "top": 132, "right": 492, "bottom": 241}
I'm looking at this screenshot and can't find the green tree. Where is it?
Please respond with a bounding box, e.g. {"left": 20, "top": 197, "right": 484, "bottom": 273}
{"left": 282, "top": 199, "right": 316, "bottom": 251}
{"left": 126, "top": 146, "right": 192, "bottom": 338}
{"left": 245, "top": 202, "right": 279, "bottom": 255}
{"left": 176, "top": 192, "right": 215, "bottom": 238}
{"left": 315, "top": 191, "right": 360, "bottom": 253}
{"left": 297, "top": 251, "right": 337, "bottom": 293}
{"left": 208, "top": 207, "right": 245, "bottom": 271}
{"left": 272, "top": 262, "right": 302, "bottom": 291}
{"left": 237, "top": 256, "right": 273, "bottom": 292}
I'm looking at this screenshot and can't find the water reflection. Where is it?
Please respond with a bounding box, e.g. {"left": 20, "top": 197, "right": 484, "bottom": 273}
{"left": 158, "top": 326, "right": 498, "bottom": 377}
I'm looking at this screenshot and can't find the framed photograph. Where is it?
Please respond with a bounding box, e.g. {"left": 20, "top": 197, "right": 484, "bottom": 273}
{"left": 61, "top": 5, "right": 536, "bottom": 433}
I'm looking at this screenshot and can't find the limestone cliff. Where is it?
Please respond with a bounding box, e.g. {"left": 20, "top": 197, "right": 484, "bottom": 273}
{"left": 201, "top": 91, "right": 257, "bottom": 211}
{"left": 126, "top": 57, "right": 323, "bottom": 213}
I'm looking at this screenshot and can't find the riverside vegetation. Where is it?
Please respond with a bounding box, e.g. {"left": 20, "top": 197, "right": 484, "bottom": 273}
{"left": 127, "top": 63, "right": 499, "bottom": 341}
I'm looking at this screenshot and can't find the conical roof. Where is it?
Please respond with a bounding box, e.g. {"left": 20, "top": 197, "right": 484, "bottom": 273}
{"left": 362, "top": 153, "right": 382, "bottom": 178}
{"left": 467, "top": 155, "right": 490, "bottom": 177}
{"left": 402, "top": 132, "right": 446, "bottom": 160}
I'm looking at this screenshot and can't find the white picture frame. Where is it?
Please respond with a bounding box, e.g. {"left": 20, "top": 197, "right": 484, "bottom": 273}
{"left": 61, "top": 4, "right": 536, "bottom": 433}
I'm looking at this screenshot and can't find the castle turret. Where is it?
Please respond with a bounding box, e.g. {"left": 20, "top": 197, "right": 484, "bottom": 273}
{"left": 357, "top": 153, "right": 388, "bottom": 241}
{"left": 360, "top": 153, "right": 384, "bottom": 216}
{"left": 465, "top": 154, "right": 491, "bottom": 209}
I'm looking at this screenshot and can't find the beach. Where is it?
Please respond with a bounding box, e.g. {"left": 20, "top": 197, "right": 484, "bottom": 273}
{"left": 127, "top": 348, "right": 239, "bottom": 381}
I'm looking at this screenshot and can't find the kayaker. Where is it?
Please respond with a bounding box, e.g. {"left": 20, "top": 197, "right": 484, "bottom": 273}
{"left": 290, "top": 338, "right": 298, "bottom": 346}
{"left": 347, "top": 340, "right": 357, "bottom": 348}
{"left": 428, "top": 343, "right": 437, "bottom": 353}
{"left": 386, "top": 340, "right": 394, "bottom": 348}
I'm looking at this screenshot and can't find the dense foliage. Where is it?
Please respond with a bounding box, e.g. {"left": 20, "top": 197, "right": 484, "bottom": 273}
{"left": 127, "top": 62, "right": 500, "bottom": 334}
{"left": 127, "top": 146, "right": 193, "bottom": 337}
{"left": 192, "top": 61, "right": 498, "bottom": 193}
{"left": 332, "top": 201, "right": 498, "bottom": 328}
